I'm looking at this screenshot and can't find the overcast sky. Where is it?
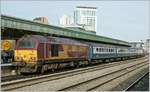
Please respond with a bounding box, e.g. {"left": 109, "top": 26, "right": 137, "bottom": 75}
{"left": 1, "top": 1, "right": 150, "bottom": 42}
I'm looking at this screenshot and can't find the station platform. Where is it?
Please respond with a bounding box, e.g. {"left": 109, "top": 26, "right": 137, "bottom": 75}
{"left": 1, "top": 63, "right": 12, "bottom": 67}
{"left": 1, "top": 62, "right": 17, "bottom": 77}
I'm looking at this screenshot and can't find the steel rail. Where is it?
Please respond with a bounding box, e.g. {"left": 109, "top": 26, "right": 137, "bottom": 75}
{"left": 88, "top": 62, "right": 148, "bottom": 91}
{"left": 124, "top": 71, "right": 149, "bottom": 91}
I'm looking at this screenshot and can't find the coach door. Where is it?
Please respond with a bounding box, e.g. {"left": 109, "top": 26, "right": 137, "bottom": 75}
{"left": 38, "top": 43, "right": 45, "bottom": 59}
{"left": 51, "top": 44, "right": 59, "bottom": 57}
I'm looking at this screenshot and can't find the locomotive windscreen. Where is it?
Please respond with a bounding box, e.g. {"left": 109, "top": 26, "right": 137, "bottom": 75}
{"left": 18, "top": 39, "right": 35, "bottom": 49}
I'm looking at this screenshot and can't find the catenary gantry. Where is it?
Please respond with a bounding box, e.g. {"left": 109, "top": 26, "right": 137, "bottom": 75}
{"left": 1, "top": 14, "right": 130, "bottom": 46}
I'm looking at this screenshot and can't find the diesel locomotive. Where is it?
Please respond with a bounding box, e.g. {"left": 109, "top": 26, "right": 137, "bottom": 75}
{"left": 14, "top": 35, "right": 144, "bottom": 73}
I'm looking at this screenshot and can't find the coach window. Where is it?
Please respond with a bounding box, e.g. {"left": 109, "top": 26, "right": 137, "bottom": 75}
{"left": 99, "top": 48, "right": 101, "bottom": 52}
{"left": 111, "top": 49, "right": 113, "bottom": 52}
{"left": 103, "top": 48, "right": 105, "bottom": 52}
{"left": 101, "top": 48, "right": 103, "bottom": 52}
{"left": 100, "top": 48, "right": 101, "bottom": 52}
{"left": 96, "top": 48, "right": 99, "bottom": 52}
{"left": 102, "top": 48, "right": 104, "bottom": 52}
{"left": 104, "top": 48, "right": 106, "bottom": 52}
{"left": 112, "top": 49, "right": 114, "bottom": 52}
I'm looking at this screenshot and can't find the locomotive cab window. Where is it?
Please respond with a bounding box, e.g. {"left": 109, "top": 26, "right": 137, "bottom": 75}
{"left": 51, "top": 44, "right": 59, "bottom": 57}
{"left": 18, "top": 39, "right": 35, "bottom": 48}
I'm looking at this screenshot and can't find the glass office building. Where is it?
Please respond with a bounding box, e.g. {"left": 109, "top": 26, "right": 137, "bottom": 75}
{"left": 74, "top": 6, "right": 97, "bottom": 33}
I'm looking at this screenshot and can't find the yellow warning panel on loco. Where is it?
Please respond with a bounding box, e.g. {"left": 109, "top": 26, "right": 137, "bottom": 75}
{"left": 14, "top": 50, "right": 37, "bottom": 63}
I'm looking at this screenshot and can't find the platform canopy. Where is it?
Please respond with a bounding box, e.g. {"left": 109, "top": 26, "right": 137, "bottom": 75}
{"left": 1, "top": 14, "right": 130, "bottom": 46}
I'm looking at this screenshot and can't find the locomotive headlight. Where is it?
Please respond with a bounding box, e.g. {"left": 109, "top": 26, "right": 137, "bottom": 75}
{"left": 16, "top": 56, "right": 20, "bottom": 60}
{"left": 16, "top": 56, "right": 21, "bottom": 60}
{"left": 30, "top": 57, "right": 36, "bottom": 61}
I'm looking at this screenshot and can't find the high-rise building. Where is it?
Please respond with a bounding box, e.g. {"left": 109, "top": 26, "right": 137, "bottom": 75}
{"left": 33, "top": 17, "right": 49, "bottom": 24}
{"left": 59, "top": 15, "right": 74, "bottom": 27}
{"left": 144, "top": 39, "right": 150, "bottom": 53}
{"left": 129, "top": 42, "right": 143, "bottom": 48}
{"left": 74, "top": 6, "right": 97, "bottom": 33}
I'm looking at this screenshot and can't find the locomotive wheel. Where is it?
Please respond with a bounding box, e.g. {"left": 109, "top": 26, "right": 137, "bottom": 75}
{"left": 74, "top": 62, "right": 79, "bottom": 68}
{"left": 40, "top": 66, "right": 45, "bottom": 74}
{"left": 51, "top": 69, "right": 55, "bottom": 72}
{"left": 36, "top": 66, "right": 44, "bottom": 74}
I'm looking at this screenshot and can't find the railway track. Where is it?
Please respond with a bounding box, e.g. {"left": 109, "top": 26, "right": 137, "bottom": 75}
{"left": 58, "top": 60, "right": 148, "bottom": 91}
{"left": 1, "top": 56, "right": 146, "bottom": 82}
{"left": 1, "top": 57, "right": 148, "bottom": 91}
{"left": 124, "top": 72, "right": 149, "bottom": 91}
